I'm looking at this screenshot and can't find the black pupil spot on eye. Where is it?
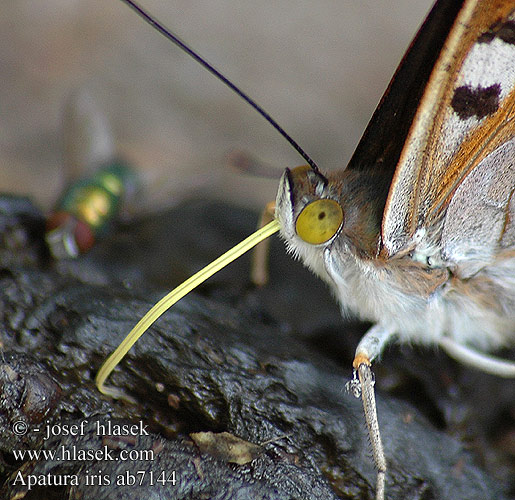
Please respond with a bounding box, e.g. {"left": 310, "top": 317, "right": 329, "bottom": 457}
{"left": 318, "top": 212, "right": 326, "bottom": 220}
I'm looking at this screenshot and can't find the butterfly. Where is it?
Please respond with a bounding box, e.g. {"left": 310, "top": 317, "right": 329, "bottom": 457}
{"left": 97, "top": 1, "right": 515, "bottom": 498}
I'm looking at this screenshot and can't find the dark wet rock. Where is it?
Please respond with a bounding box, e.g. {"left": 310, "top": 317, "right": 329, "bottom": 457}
{"left": 0, "top": 194, "right": 48, "bottom": 268}
{"left": 0, "top": 195, "right": 513, "bottom": 499}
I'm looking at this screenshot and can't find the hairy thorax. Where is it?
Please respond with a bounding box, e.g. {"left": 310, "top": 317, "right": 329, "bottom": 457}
{"left": 286, "top": 226, "right": 515, "bottom": 352}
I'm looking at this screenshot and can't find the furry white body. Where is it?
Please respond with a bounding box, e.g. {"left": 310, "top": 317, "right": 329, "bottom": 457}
{"left": 276, "top": 168, "right": 515, "bottom": 356}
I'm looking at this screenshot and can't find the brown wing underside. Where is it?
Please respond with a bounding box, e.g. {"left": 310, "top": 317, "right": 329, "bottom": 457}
{"left": 381, "top": 0, "right": 515, "bottom": 257}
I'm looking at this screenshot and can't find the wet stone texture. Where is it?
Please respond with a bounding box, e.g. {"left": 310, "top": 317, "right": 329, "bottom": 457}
{"left": 0, "top": 195, "right": 513, "bottom": 499}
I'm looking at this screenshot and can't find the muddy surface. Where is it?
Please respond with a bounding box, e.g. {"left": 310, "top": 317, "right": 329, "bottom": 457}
{"left": 0, "top": 196, "right": 513, "bottom": 499}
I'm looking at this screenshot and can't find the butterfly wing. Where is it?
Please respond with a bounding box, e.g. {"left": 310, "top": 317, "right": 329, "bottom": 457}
{"left": 381, "top": 0, "right": 515, "bottom": 259}
{"left": 347, "top": 0, "right": 463, "bottom": 179}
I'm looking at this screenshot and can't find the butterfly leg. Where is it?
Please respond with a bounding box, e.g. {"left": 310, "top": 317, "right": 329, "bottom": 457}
{"left": 225, "top": 149, "right": 281, "bottom": 178}
{"left": 251, "top": 200, "right": 276, "bottom": 286}
{"left": 358, "top": 363, "right": 386, "bottom": 500}
{"left": 439, "top": 337, "right": 515, "bottom": 377}
{"left": 347, "top": 324, "right": 395, "bottom": 500}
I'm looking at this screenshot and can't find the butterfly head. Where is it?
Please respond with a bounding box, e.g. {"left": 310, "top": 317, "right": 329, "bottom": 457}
{"left": 276, "top": 165, "right": 344, "bottom": 255}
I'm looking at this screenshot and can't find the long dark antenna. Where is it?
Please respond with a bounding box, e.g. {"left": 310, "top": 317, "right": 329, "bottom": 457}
{"left": 120, "top": 0, "right": 321, "bottom": 173}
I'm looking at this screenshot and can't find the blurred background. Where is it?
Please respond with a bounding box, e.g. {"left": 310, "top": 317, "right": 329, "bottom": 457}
{"left": 1, "top": 0, "right": 432, "bottom": 214}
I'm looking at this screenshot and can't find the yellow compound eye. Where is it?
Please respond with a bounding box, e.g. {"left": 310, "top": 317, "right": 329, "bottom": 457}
{"left": 295, "top": 199, "right": 343, "bottom": 245}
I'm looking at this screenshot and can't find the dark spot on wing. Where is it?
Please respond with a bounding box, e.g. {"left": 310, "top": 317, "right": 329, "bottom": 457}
{"left": 451, "top": 84, "right": 501, "bottom": 120}
{"left": 478, "top": 20, "right": 515, "bottom": 45}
